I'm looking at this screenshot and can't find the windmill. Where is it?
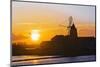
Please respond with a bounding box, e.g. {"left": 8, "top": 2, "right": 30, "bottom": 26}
{"left": 59, "top": 16, "right": 74, "bottom": 36}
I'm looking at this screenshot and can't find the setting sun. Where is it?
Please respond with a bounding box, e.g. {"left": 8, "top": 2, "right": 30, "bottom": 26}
{"left": 31, "top": 30, "right": 40, "bottom": 41}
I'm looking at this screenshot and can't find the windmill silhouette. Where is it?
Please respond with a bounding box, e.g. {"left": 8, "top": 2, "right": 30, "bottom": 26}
{"left": 59, "top": 16, "right": 77, "bottom": 38}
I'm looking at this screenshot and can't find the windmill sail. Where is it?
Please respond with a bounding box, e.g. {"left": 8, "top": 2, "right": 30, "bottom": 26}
{"left": 67, "top": 16, "right": 73, "bottom": 35}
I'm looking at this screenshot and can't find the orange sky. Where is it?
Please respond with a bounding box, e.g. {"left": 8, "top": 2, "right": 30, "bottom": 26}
{"left": 12, "top": 1, "right": 95, "bottom": 44}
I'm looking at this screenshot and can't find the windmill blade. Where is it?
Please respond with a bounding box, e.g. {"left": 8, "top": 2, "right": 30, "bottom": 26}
{"left": 59, "top": 24, "right": 66, "bottom": 27}
{"left": 68, "top": 16, "right": 73, "bottom": 27}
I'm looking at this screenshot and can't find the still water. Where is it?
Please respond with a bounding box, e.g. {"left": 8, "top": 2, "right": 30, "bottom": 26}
{"left": 12, "top": 55, "right": 96, "bottom": 66}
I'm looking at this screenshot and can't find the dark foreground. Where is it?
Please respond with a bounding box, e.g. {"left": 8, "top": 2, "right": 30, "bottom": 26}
{"left": 12, "top": 37, "right": 96, "bottom": 56}
{"left": 12, "top": 37, "right": 96, "bottom": 66}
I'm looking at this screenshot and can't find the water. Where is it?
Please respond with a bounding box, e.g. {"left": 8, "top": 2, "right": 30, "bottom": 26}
{"left": 12, "top": 55, "right": 96, "bottom": 66}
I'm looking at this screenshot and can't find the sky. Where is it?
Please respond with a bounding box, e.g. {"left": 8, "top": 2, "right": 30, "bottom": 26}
{"left": 12, "top": 1, "right": 95, "bottom": 44}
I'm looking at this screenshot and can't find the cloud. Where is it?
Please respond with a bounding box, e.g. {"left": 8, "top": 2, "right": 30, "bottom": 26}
{"left": 12, "top": 33, "right": 28, "bottom": 41}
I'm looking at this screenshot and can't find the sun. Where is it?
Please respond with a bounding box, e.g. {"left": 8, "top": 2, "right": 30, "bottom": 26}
{"left": 31, "top": 30, "right": 40, "bottom": 41}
